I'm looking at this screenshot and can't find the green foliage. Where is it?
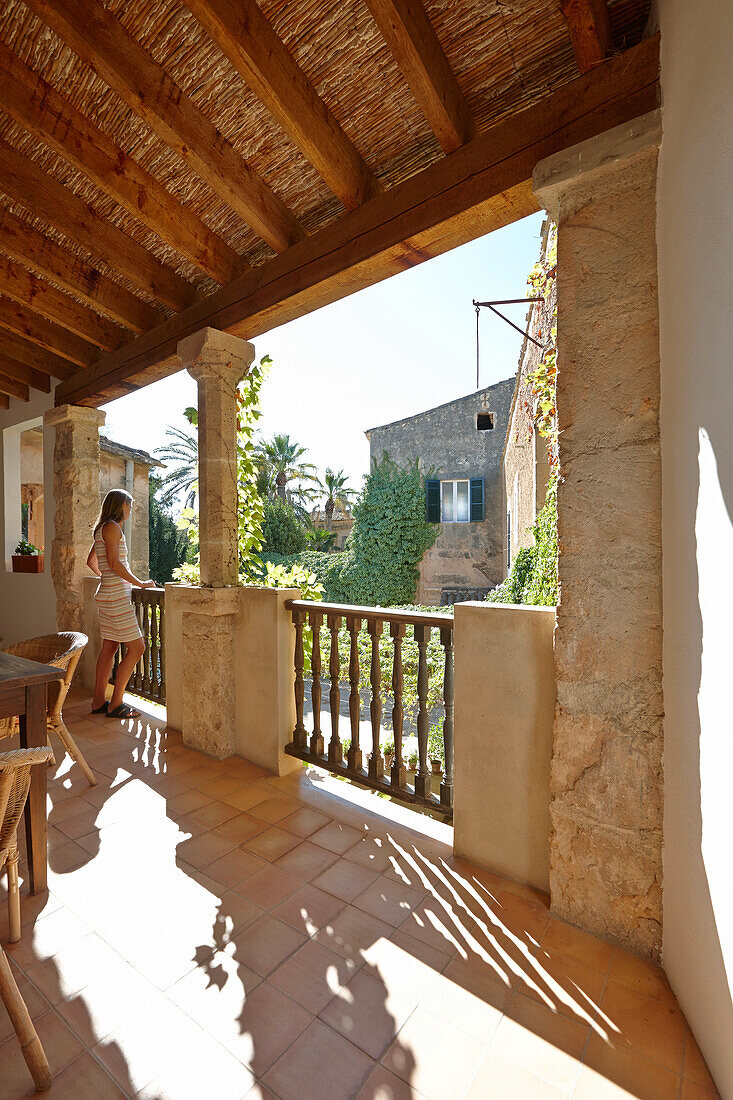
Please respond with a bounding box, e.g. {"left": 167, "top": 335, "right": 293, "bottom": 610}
{"left": 14, "top": 537, "right": 41, "bottom": 555}
{"left": 305, "top": 526, "right": 336, "bottom": 551}
{"left": 261, "top": 498, "right": 308, "bottom": 556}
{"left": 260, "top": 560, "right": 324, "bottom": 603}
{"left": 261, "top": 550, "right": 346, "bottom": 601}
{"left": 155, "top": 424, "right": 198, "bottom": 509}
{"left": 487, "top": 474, "right": 558, "bottom": 606}
{"left": 235, "top": 356, "right": 269, "bottom": 579}
{"left": 258, "top": 432, "right": 319, "bottom": 506}
{"left": 148, "top": 476, "right": 189, "bottom": 584}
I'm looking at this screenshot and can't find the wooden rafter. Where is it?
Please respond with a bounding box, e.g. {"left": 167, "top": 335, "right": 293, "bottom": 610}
{"left": 0, "top": 255, "right": 124, "bottom": 350}
{"left": 56, "top": 36, "right": 660, "bottom": 408}
{"left": 0, "top": 331, "right": 74, "bottom": 380}
{"left": 363, "top": 0, "right": 475, "bottom": 153}
{"left": 24, "top": 0, "right": 306, "bottom": 253}
{"left": 186, "top": 0, "right": 378, "bottom": 210}
{"left": 0, "top": 140, "right": 199, "bottom": 313}
{"left": 0, "top": 208, "right": 162, "bottom": 333}
{"left": 0, "top": 393, "right": 8, "bottom": 409}
{"left": 0, "top": 372, "right": 29, "bottom": 400}
{"left": 559, "top": 0, "right": 613, "bottom": 73}
{"left": 0, "top": 297, "right": 98, "bottom": 367}
{"left": 0, "top": 353, "right": 51, "bottom": 393}
{"left": 0, "top": 43, "right": 240, "bottom": 285}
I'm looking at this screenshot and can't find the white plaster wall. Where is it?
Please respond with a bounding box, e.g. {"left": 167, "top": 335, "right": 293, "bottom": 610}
{"left": 0, "top": 389, "right": 57, "bottom": 646}
{"left": 658, "top": 1, "right": 733, "bottom": 1094}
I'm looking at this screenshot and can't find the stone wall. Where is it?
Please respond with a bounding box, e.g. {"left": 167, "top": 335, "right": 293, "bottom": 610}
{"left": 535, "top": 113, "right": 663, "bottom": 959}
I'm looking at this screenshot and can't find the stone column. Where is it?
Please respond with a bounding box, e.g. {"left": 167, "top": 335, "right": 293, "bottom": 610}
{"left": 43, "top": 404, "right": 105, "bottom": 633}
{"left": 177, "top": 327, "right": 255, "bottom": 587}
{"left": 533, "top": 111, "right": 663, "bottom": 959}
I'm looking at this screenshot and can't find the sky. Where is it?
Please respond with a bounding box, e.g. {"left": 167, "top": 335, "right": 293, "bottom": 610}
{"left": 101, "top": 211, "right": 545, "bottom": 507}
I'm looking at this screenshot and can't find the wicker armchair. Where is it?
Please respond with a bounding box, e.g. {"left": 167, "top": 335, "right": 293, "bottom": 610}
{"left": 0, "top": 748, "right": 53, "bottom": 1091}
{"left": 0, "top": 632, "right": 96, "bottom": 787}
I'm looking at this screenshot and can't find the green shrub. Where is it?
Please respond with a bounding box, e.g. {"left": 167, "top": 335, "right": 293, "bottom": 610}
{"left": 487, "top": 474, "right": 558, "bottom": 606}
{"left": 261, "top": 498, "right": 307, "bottom": 556}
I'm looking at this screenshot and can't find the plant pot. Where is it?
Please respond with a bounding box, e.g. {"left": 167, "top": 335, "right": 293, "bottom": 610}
{"left": 12, "top": 554, "right": 44, "bottom": 573}
{"left": 430, "top": 758, "right": 443, "bottom": 776}
{"left": 383, "top": 753, "right": 394, "bottom": 771}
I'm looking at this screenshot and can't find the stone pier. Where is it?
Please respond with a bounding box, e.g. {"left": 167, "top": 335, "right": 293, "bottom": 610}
{"left": 534, "top": 111, "right": 663, "bottom": 958}
{"left": 43, "top": 404, "right": 105, "bottom": 635}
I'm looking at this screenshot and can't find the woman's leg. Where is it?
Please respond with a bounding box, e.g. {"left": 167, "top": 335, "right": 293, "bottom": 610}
{"left": 109, "top": 638, "right": 145, "bottom": 711}
{"left": 93, "top": 640, "right": 118, "bottom": 709}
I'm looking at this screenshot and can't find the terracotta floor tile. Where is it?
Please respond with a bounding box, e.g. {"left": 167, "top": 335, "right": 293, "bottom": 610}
{"left": 6, "top": 905, "right": 90, "bottom": 970}
{"left": 25, "top": 932, "right": 125, "bottom": 1006}
{"left": 465, "top": 1050, "right": 566, "bottom": 1100}
{"left": 600, "top": 979, "right": 686, "bottom": 1072}
{"left": 207, "top": 847, "right": 268, "bottom": 889}
{"left": 313, "top": 859, "right": 380, "bottom": 904}
{"left": 607, "top": 948, "right": 677, "bottom": 1005}
{"left": 522, "top": 945, "right": 607, "bottom": 1020}
{"left": 576, "top": 1033, "right": 682, "bottom": 1100}
{"left": 382, "top": 1005, "right": 485, "bottom": 1100}
{"left": 243, "top": 826, "right": 301, "bottom": 862}
{"left": 176, "top": 829, "right": 236, "bottom": 869}
{"left": 213, "top": 812, "right": 267, "bottom": 845}
{"left": 396, "top": 896, "right": 463, "bottom": 957}
{"left": 280, "top": 807, "right": 332, "bottom": 838}
{"left": 140, "top": 1054, "right": 253, "bottom": 1100}
{"left": 166, "top": 788, "right": 214, "bottom": 815}
{"left": 187, "top": 799, "right": 241, "bottom": 829}
{"left": 265, "top": 1017, "right": 374, "bottom": 1100}
{"left": 0, "top": 966, "right": 50, "bottom": 1045}
{"left": 45, "top": 1051, "right": 130, "bottom": 1098}
{"left": 230, "top": 914, "right": 307, "bottom": 977}
{"left": 166, "top": 946, "right": 261, "bottom": 1029}
{"left": 355, "top": 1063, "right": 428, "bottom": 1100}
{"left": 315, "top": 906, "right": 394, "bottom": 966}
{"left": 274, "top": 839, "right": 339, "bottom": 880}
{"left": 683, "top": 1029, "right": 718, "bottom": 1090}
{"left": 221, "top": 786, "right": 273, "bottom": 813}
{"left": 681, "top": 1082, "right": 721, "bottom": 1100}
{"left": 419, "top": 969, "right": 505, "bottom": 1043}
{"left": 0, "top": 1010, "right": 86, "bottom": 1096}
{"left": 387, "top": 928, "right": 453, "bottom": 976}
{"left": 541, "top": 915, "right": 615, "bottom": 975}
{"left": 320, "top": 967, "right": 419, "bottom": 1059}
{"left": 235, "top": 864, "right": 303, "bottom": 909}
{"left": 488, "top": 888, "right": 551, "bottom": 946}
{"left": 271, "top": 939, "right": 358, "bottom": 1014}
{"left": 216, "top": 979, "right": 312, "bottom": 1076}
{"left": 353, "top": 875, "right": 426, "bottom": 928}
{"left": 196, "top": 774, "right": 245, "bottom": 800}
{"left": 55, "top": 961, "right": 158, "bottom": 1048}
{"left": 272, "top": 883, "right": 347, "bottom": 937}
{"left": 248, "top": 795, "right": 303, "bottom": 824}
{"left": 345, "top": 837, "right": 398, "bottom": 875}
{"left": 310, "top": 820, "right": 364, "bottom": 854}
{"left": 491, "top": 992, "right": 589, "bottom": 1092}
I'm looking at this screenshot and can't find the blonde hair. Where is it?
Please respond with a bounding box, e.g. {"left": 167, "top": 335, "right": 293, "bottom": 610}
{"left": 93, "top": 489, "right": 132, "bottom": 535}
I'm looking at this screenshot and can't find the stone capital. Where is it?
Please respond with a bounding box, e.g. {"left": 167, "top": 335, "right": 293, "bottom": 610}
{"left": 178, "top": 327, "right": 255, "bottom": 386}
{"left": 43, "top": 404, "right": 106, "bottom": 431}
{"left": 533, "top": 109, "right": 661, "bottom": 220}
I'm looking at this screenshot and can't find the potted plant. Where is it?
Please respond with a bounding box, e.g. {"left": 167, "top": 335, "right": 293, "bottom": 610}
{"left": 12, "top": 538, "right": 44, "bottom": 573}
{"left": 382, "top": 739, "right": 395, "bottom": 770}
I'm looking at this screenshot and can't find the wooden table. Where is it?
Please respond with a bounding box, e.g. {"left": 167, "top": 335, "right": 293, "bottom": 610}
{"left": 0, "top": 652, "right": 64, "bottom": 895}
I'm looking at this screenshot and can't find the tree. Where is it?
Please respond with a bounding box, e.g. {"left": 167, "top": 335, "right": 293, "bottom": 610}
{"left": 155, "top": 420, "right": 198, "bottom": 509}
{"left": 306, "top": 526, "right": 337, "bottom": 551}
{"left": 320, "top": 467, "right": 356, "bottom": 530}
{"left": 148, "top": 476, "right": 189, "bottom": 583}
{"left": 258, "top": 433, "right": 319, "bottom": 505}
{"left": 261, "top": 498, "right": 308, "bottom": 556}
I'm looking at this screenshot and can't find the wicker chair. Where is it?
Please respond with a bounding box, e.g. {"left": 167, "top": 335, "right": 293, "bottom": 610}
{"left": 0, "top": 747, "right": 53, "bottom": 1091}
{"left": 0, "top": 632, "right": 96, "bottom": 787}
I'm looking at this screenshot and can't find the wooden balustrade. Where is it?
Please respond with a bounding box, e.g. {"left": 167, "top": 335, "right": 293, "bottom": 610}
{"left": 110, "top": 587, "right": 166, "bottom": 704}
{"left": 285, "top": 599, "right": 455, "bottom": 819}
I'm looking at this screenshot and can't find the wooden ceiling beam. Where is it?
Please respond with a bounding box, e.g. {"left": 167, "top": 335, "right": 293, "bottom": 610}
{"left": 0, "top": 372, "right": 29, "bottom": 401}
{"left": 0, "top": 353, "right": 51, "bottom": 393}
{"left": 0, "top": 43, "right": 241, "bottom": 285}
{"left": 363, "top": 0, "right": 475, "bottom": 153}
{"left": 25, "top": 0, "right": 305, "bottom": 253}
{"left": 0, "top": 296, "right": 98, "bottom": 367}
{"left": 0, "top": 207, "right": 162, "bottom": 333}
{"left": 186, "top": 0, "right": 378, "bottom": 210}
{"left": 0, "top": 393, "right": 8, "bottom": 409}
{"left": 0, "top": 331, "right": 74, "bottom": 380}
{"left": 0, "top": 254, "right": 124, "bottom": 350}
{"left": 56, "top": 35, "right": 659, "bottom": 408}
{"left": 0, "top": 139, "right": 199, "bottom": 313}
{"left": 559, "top": 0, "right": 613, "bottom": 73}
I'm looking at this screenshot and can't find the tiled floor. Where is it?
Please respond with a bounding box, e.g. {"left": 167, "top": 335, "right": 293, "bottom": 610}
{"left": 0, "top": 690, "right": 720, "bottom": 1099}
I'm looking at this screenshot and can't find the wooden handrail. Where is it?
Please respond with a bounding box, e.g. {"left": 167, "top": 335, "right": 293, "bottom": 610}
{"left": 284, "top": 599, "right": 454, "bottom": 630}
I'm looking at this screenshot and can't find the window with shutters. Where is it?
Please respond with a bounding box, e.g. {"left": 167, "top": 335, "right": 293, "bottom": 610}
{"left": 426, "top": 477, "right": 484, "bottom": 523}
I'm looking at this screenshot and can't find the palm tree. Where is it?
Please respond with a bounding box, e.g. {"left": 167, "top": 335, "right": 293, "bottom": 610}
{"left": 155, "top": 425, "right": 198, "bottom": 509}
{"left": 258, "top": 433, "right": 319, "bottom": 504}
{"left": 321, "top": 468, "right": 356, "bottom": 530}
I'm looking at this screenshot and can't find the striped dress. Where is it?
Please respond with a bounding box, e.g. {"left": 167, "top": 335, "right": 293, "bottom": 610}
{"left": 94, "top": 522, "right": 143, "bottom": 643}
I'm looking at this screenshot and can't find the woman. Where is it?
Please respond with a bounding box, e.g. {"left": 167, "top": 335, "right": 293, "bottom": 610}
{"left": 86, "top": 489, "right": 156, "bottom": 719}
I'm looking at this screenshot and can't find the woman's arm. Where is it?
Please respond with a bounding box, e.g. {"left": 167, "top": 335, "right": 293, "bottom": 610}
{"left": 102, "top": 523, "right": 155, "bottom": 588}
{"left": 86, "top": 544, "right": 101, "bottom": 577}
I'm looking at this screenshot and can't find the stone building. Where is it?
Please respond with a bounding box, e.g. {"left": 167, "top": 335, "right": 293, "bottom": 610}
{"left": 366, "top": 378, "right": 515, "bottom": 604}
{"left": 309, "top": 505, "right": 353, "bottom": 549}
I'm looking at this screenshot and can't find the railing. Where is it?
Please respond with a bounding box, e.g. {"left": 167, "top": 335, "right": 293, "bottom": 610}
{"left": 285, "top": 599, "right": 454, "bottom": 820}
{"left": 110, "top": 587, "right": 166, "bottom": 704}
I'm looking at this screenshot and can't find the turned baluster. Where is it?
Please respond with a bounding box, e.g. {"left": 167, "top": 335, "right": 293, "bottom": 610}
{"left": 367, "top": 619, "right": 383, "bottom": 780}
{"left": 159, "top": 595, "right": 166, "bottom": 700}
{"left": 390, "top": 622, "right": 407, "bottom": 788}
{"left": 440, "top": 626, "right": 454, "bottom": 808}
{"left": 142, "top": 600, "right": 151, "bottom": 692}
{"left": 413, "top": 623, "right": 432, "bottom": 799}
{"left": 150, "top": 599, "right": 160, "bottom": 698}
{"left": 327, "top": 614, "right": 343, "bottom": 765}
{"left": 292, "top": 609, "right": 308, "bottom": 750}
{"left": 346, "top": 615, "right": 363, "bottom": 771}
{"left": 309, "top": 611, "right": 324, "bottom": 756}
